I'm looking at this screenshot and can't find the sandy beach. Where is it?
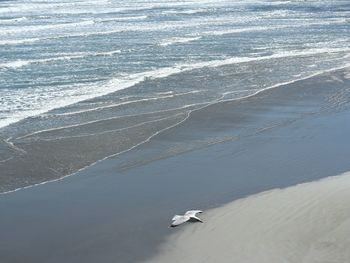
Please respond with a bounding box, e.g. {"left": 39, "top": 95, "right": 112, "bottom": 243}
{"left": 146, "top": 172, "right": 350, "bottom": 263}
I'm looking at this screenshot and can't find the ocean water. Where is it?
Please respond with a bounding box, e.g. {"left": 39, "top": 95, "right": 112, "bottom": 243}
{"left": 0, "top": 0, "right": 349, "bottom": 129}
{"left": 0, "top": 0, "right": 350, "bottom": 192}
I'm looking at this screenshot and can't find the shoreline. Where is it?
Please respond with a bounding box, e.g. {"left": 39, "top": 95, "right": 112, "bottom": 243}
{"left": 1, "top": 49, "right": 349, "bottom": 130}
{"left": 1, "top": 64, "right": 349, "bottom": 195}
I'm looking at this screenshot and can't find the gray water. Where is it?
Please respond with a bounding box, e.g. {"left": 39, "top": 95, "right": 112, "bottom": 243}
{"left": 0, "top": 0, "right": 349, "bottom": 191}
{"left": 1, "top": 0, "right": 349, "bottom": 127}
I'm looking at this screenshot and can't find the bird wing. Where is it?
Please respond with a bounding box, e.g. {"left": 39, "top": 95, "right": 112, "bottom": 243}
{"left": 171, "top": 216, "right": 190, "bottom": 227}
{"left": 172, "top": 215, "right": 182, "bottom": 221}
{"left": 185, "top": 210, "right": 203, "bottom": 217}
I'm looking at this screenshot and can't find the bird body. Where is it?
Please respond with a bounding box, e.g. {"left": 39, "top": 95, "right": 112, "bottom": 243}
{"left": 171, "top": 210, "right": 203, "bottom": 227}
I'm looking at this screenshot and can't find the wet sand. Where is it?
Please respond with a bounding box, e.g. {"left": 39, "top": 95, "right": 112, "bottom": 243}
{"left": 0, "top": 68, "right": 350, "bottom": 263}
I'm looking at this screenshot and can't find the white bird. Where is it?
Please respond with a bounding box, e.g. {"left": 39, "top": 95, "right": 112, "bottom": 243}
{"left": 171, "top": 210, "right": 203, "bottom": 227}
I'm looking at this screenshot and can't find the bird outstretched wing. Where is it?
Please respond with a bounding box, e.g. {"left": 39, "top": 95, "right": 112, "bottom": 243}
{"left": 171, "top": 215, "right": 190, "bottom": 227}
{"left": 185, "top": 210, "right": 203, "bottom": 217}
{"left": 172, "top": 215, "right": 182, "bottom": 221}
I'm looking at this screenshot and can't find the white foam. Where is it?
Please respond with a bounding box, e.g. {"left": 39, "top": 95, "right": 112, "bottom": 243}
{"left": 197, "top": 19, "right": 349, "bottom": 39}
{"left": 0, "top": 16, "right": 27, "bottom": 23}
{"left": 96, "top": 15, "right": 148, "bottom": 22}
{"left": 51, "top": 90, "right": 202, "bottom": 117}
{"left": 262, "top": 10, "right": 291, "bottom": 18}
{"left": 0, "top": 16, "right": 242, "bottom": 41}
{"left": 0, "top": 0, "right": 111, "bottom": 14}
{"left": 200, "top": 26, "right": 282, "bottom": 36}
{"left": 0, "top": 50, "right": 121, "bottom": 69}
{"left": 96, "top": 50, "right": 122, "bottom": 56}
{"left": 3, "top": 17, "right": 343, "bottom": 44}
{"left": 0, "top": 60, "right": 31, "bottom": 69}
{"left": 162, "top": 8, "right": 208, "bottom": 15}
{"left": 0, "top": 38, "right": 40, "bottom": 45}
{"left": 159, "top": 36, "right": 202, "bottom": 46}
{"left": 1, "top": 47, "right": 349, "bottom": 128}
{"left": 0, "top": 20, "right": 95, "bottom": 35}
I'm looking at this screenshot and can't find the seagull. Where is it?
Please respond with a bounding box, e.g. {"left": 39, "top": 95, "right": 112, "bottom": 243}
{"left": 170, "top": 210, "right": 203, "bottom": 227}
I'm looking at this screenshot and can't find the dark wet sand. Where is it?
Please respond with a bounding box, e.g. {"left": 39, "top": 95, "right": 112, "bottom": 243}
{"left": 0, "top": 68, "right": 350, "bottom": 263}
